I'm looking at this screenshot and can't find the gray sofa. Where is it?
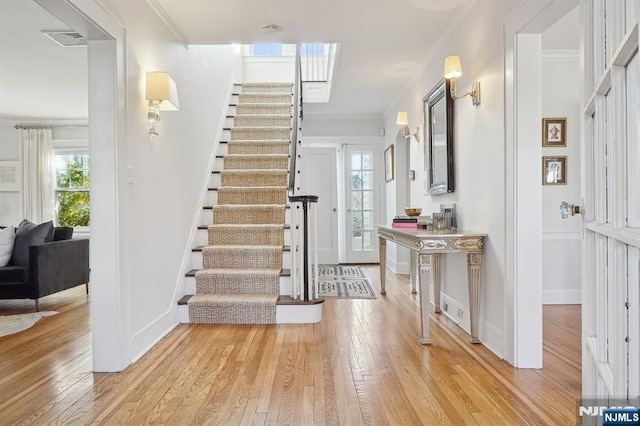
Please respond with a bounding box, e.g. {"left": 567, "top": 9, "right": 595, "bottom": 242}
{"left": 0, "top": 222, "right": 90, "bottom": 311}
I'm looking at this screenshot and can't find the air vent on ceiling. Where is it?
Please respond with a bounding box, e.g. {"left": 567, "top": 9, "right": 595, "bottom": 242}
{"left": 41, "top": 31, "right": 87, "bottom": 47}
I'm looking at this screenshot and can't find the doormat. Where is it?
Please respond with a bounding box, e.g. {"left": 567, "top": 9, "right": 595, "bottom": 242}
{"left": 315, "top": 265, "right": 376, "bottom": 299}
{"left": 315, "top": 264, "right": 365, "bottom": 279}
{"left": 0, "top": 311, "right": 58, "bottom": 338}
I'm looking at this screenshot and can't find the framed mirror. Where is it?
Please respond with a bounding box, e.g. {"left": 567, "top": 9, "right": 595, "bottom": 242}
{"left": 423, "top": 79, "right": 454, "bottom": 195}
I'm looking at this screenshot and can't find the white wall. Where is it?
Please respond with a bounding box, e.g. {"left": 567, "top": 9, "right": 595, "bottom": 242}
{"left": 243, "top": 56, "right": 294, "bottom": 83}
{"left": 541, "top": 8, "right": 581, "bottom": 305}
{"left": 383, "top": 0, "right": 522, "bottom": 356}
{"left": 95, "top": 0, "right": 243, "bottom": 363}
{"left": 0, "top": 125, "right": 20, "bottom": 225}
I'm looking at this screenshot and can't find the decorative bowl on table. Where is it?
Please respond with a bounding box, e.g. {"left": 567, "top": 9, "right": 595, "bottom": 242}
{"left": 404, "top": 207, "right": 422, "bottom": 217}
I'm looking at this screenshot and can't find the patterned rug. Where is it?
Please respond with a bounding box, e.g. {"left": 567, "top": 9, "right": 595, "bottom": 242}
{"left": 315, "top": 265, "right": 376, "bottom": 299}
{"left": 0, "top": 311, "right": 58, "bottom": 338}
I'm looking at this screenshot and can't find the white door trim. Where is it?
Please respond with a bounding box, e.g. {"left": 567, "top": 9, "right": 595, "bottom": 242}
{"left": 35, "top": 0, "right": 131, "bottom": 372}
{"left": 503, "top": 0, "right": 579, "bottom": 367}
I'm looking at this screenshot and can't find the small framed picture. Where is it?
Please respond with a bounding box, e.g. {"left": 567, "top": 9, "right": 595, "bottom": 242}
{"left": 542, "top": 156, "right": 567, "bottom": 185}
{"left": 542, "top": 117, "right": 567, "bottom": 147}
{"left": 384, "top": 145, "right": 394, "bottom": 183}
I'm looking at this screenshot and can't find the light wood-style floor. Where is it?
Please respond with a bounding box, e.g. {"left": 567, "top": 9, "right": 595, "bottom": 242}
{"left": 0, "top": 265, "right": 580, "bottom": 425}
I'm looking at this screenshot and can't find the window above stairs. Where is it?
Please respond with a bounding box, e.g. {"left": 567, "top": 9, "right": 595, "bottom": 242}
{"left": 242, "top": 43, "right": 340, "bottom": 103}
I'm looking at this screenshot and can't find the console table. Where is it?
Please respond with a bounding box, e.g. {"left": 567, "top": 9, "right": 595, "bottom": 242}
{"left": 377, "top": 226, "right": 486, "bottom": 345}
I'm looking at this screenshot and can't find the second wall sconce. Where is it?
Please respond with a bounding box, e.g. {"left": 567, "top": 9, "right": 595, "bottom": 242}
{"left": 146, "top": 71, "right": 180, "bottom": 138}
{"left": 444, "top": 55, "right": 481, "bottom": 106}
{"left": 396, "top": 111, "right": 421, "bottom": 142}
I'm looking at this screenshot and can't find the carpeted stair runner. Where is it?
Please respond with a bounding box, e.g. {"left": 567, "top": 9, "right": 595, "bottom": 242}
{"left": 188, "top": 82, "right": 293, "bottom": 324}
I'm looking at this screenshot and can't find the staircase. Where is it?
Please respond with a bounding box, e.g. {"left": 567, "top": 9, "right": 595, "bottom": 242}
{"left": 181, "top": 82, "right": 322, "bottom": 324}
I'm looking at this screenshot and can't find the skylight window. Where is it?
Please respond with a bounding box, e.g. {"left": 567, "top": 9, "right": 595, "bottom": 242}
{"left": 251, "top": 43, "right": 283, "bottom": 56}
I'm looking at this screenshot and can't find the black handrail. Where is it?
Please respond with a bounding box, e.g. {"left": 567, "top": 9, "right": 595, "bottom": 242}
{"left": 288, "top": 45, "right": 302, "bottom": 196}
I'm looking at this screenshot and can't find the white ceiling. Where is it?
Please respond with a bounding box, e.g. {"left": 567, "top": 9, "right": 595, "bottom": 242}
{"left": 0, "top": 0, "right": 533, "bottom": 121}
{"left": 0, "top": 0, "right": 88, "bottom": 121}
{"left": 150, "top": 0, "right": 476, "bottom": 117}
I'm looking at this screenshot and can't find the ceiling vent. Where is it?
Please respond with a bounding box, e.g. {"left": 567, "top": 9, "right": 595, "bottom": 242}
{"left": 41, "top": 31, "right": 87, "bottom": 47}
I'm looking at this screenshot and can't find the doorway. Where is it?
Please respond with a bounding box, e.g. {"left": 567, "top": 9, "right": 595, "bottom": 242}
{"left": 297, "top": 147, "right": 339, "bottom": 264}
{"left": 34, "top": 0, "right": 127, "bottom": 371}
{"left": 344, "top": 144, "right": 380, "bottom": 263}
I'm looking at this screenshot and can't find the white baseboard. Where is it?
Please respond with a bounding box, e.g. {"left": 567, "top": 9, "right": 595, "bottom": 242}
{"left": 276, "top": 303, "right": 323, "bottom": 323}
{"left": 479, "top": 320, "right": 504, "bottom": 359}
{"left": 543, "top": 289, "right": 581, "bottom": 305}
{"left": 437, "top": 291, "right": 504, "bottom": 359}
{"left": 439, "top": 293, "right": 469, "bottom": 330}
{"left": 131, "top": 308, "right": 179, "bottom": 363}
{"left": 387, "top": 259, "right": 409, "bottom": 275}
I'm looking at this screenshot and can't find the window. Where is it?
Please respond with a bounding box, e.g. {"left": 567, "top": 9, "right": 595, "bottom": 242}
{"left": 251, "top": 43, "right": 283, "bottom": 56}
{"left": 53, "top": 152, "right": 90, "bottom": 228}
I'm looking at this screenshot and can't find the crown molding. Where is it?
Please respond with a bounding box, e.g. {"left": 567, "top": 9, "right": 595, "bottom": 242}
{"left": 145, "top": 0, "right": 189, "bottom": 48}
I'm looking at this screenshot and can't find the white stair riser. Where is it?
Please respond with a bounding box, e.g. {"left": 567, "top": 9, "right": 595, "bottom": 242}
{"left": 178, "top": 302, "right": 322, "bottom": 324}
{"left": 206, "top": 191, "right": 218, "bottom": 205}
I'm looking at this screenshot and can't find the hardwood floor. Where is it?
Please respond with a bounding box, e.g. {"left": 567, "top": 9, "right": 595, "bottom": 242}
{"left": 0, "top": 266, "right": 581, "bottom": 425}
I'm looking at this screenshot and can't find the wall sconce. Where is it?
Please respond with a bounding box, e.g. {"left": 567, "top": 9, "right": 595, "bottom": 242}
{"left": 396, "top": 111, "right": 421, "bottom": 142}
{"left": 444, "top": 55, "right": 480, "bottom": 106}
{"left": 145, "top": 71, "right": 180, "bottom": 138}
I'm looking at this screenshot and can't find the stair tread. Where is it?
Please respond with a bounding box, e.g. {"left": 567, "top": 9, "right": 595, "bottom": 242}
{"left": 196, "top": 267, "right": 282, "bottom": 275}
{"left": 198, "top": 224, "right": 289, "bottom": 230}
{"left": 189, "top": 293, "right": 278, "bottom": 303}
{"left": 198, "top": 224, "right": 290, "bottom": 230}
{"left": 179, "top": 294, "right": 324, "bottom": 306}
{"left": 222, "top": 125, "right": 292, "bottom": 130}
{"left": 186, "top": 268, "right": 290, "bottom": 277}
{"left": 193, "top": 245, "right": 290, "bottom": 252}
{"left": 203, "top": 205, "right": 291, "bottom": 210}
{"left": 208, "top": 185, "right": 288, "bottom": 191}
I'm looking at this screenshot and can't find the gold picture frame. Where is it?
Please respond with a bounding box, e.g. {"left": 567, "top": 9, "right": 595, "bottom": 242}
{"left": 384, "top": 145, "right": 394, "bottom": 183}
{"left": 542, "top": 117, "right": 567, "bottom": 147}
{"left": 542, "top": 156, "right": 567, "bottom": 185}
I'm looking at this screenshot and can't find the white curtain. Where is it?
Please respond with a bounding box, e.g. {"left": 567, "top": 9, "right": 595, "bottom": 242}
{"left": 18, "top": 126, "right": 54, "bottom": 223}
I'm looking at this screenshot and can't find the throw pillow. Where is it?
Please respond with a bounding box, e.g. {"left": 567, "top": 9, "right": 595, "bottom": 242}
{"left": 10, "top": 219, "right": 55, "bottom": 266}
{"left": 0, "top": 225, "right": 15, "bottom": 267}
{"left": 53, "top": 227, "right": 74, "bottom": 241}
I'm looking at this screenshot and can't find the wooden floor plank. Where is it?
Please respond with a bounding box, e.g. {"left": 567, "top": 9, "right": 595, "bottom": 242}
{"left": 0, "top": 267, "right": 582, "bottom": 424}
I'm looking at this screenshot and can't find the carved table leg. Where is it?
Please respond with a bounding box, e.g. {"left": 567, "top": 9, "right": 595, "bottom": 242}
{"left": 467, "top": 253, "right": 482, "bottom": 343}
{"left": 410, "top": 251, "right": 418, "bottom": 294}
{"left": 378, "top": 236, "right": 386, "bottom": 294}
{"left": 418, "top": 253, "right": 431, "bottom": 345}
{"left": 432, "top": 253, "right": 443, "bottom": 313}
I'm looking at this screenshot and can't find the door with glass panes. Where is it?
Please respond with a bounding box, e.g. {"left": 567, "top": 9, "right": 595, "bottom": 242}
{"left": 345, "top": 145, "right": 380, "bottom": 263}
{"left": 581, "top": 0, "right": 639, "bottom": 411}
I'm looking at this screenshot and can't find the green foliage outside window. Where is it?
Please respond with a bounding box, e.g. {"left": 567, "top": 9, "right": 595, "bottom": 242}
{"left": 56, "top": 159, "right": 90, "bottom": 227}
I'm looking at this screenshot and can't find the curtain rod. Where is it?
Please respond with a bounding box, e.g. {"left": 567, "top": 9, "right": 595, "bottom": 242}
{"left": 14, "top": 124, "right": 54, "bottom": 130}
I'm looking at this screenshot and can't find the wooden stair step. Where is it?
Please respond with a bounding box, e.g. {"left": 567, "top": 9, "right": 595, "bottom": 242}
{"left": 197, "top": 224, "right": 291, "bottom": 230}
{"left": 203, "top": 205, "right": 291, "bottom": 210}
{"left": 192, "top": 245, "right": 290, "bottom": 252}
{"left": 185, "top": 268, "right": 290, "bottom": 278}
{"left": 178, "top": 294, "right": 324, "bottom": 306}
